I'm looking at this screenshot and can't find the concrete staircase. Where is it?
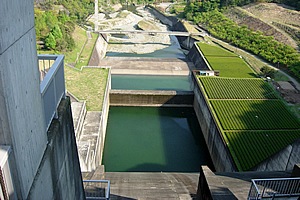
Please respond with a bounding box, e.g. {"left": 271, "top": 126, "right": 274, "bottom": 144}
{"left": 71, "top": 101, "right": 102, "bottom": 172}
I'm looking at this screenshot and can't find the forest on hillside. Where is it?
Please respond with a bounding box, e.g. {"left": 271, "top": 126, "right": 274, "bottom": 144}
{"left": 217, "top": 0, "right": 300, "bottom": 9}
{"left": 184, "top": 0, "right": 300, "bottom": 79}
{"left": 34, "top": 0, "right": 94, "bottom": 51}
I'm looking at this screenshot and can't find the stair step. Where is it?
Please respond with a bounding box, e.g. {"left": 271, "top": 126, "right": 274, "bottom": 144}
{"left": 71, "top": 101, "right": 86, "bottom": 140}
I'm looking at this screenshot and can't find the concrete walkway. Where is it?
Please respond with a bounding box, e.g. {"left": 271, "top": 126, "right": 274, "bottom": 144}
{"left": 100, "top": 57, "right": 196, "bottom": 75}
{"left": 106, "top": 172, "right": 199, "bottom": 199}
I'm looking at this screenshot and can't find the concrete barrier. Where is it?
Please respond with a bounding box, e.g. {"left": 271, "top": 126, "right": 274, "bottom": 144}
{"left": 97, "top": 69, "right": 111, "bottom": 166}
{"left": 191, "top": 72, "right": 237, "bottom": 172}
{"left": 110, "top": 90, "right": 194, "bottom": 107}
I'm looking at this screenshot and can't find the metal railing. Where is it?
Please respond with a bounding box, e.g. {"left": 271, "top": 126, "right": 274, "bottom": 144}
{"left": 248, "top": 177, "right": 300, "bottom": 199}
{"left": 83, "top": 180, "right": 110, "bottom": 200}
{"left": 39, "top": 55, "right": 66, "bottom": 131}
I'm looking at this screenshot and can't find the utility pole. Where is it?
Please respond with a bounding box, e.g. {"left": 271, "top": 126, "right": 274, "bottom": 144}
{"left": 95, "top": 0, "right": 99, "bottom": 31}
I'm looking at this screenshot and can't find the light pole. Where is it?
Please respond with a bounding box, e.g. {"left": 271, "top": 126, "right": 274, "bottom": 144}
{"left": 95, "top": 0, "right": 99, "bottom": 32}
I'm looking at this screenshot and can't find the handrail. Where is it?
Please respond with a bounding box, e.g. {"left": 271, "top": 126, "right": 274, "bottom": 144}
{"left": 39, "top": 55, "right": 66, "bottom": 131}
{"left": 83, "top": 180, "right": 110, "bottom": 200}
{"left": 248, "top": 177, "right": 300, "bottom": 199}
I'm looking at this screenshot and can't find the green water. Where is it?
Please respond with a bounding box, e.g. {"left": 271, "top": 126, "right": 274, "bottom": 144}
{"left": 112, "top": 75, "right": 191, "bottom": 91}
{"left": 102, "top": 107, "right": 213, "bottom": 172}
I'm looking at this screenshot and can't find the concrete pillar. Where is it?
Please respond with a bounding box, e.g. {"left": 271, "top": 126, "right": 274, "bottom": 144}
{"left": 0, "top": 0, "right": 47, "bottom": 198}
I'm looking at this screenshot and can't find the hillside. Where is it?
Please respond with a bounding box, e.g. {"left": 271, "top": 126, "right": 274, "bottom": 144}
{"left": 224, "top": 3, "right": 300, "bottom": 49}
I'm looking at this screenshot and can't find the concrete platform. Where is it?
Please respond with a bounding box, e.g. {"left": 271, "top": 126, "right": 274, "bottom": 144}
{"left": 105, "top": 172, "right": 199, "bottom": 200}
{"left": 100, "top": 57, "right": 195, "bottom": 75}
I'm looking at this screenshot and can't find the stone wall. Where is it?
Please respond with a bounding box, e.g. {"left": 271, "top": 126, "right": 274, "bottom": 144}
{"left": 191, "top": 72, "right": 237, "bottom": 172}
{"left": 110, "top": 90, "right": 194, "bottom": 107}
{"left": 27, "top": 97, "right": 85, "bottom": 200}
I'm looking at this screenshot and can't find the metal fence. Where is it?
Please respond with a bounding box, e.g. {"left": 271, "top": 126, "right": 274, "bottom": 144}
{"left": 39, "top": 55, "right": 66, "bottom": 131}
{"left": 83, "top": 180, "right": 110, "bottom": 200}
{"left": 248, "top": 177, "right": 300, "bottom": 199}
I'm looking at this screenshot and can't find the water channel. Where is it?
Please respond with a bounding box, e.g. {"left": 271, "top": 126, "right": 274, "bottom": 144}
{"left": 111, "top": 74, "right": 191, "bottom": 91}
{"left": 102, "top": 7, "right": 213, "bottom": 172}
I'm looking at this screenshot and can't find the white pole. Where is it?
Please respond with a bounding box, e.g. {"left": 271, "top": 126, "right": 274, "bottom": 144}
{"left": 95, "top": 0, "right": 99, "bottom": 31}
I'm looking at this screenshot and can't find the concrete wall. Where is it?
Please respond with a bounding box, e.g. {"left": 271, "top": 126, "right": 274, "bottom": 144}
{"left": 187, "top": 44, "right": 211, "bottom": 70}
{"left": 110, "top": 90, "right": 194, "bottom": 107}
{"left": 146, "top": 6, "right": 198, "bottom": 50}
{"left": 0, "top": 0, "right": 85, "bottom": 198}
{"left": 88, "top": 34, "right": 108, "bottom": 66}
{"left": 254, "top": 139, "right": 300, "bottom": 172}
{"left": 146, "top": 5, "right": 177, "bottom": 27}
{"left": 191, "top": 73, "right": 237, "bottom": 172}
{"left": 96, "top": 68, "right": 111, "bottom": 166}
{"left": 172, "top": 21, "right": 199, "bottom": 50}
{"left": 27, "top": 97, "right": 85, "bottom": 200}
{"left": 0, "top": 0, "right": 47, "bottom": 197}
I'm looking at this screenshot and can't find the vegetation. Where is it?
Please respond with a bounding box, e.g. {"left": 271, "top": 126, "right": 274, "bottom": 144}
{"left": 199, "top": 77, "right": 277, "bottom": 99}
{"left": 198, "top": 43, "right": 255, "bottom": 78}
{"left": 260, "top": 66, "right": 276, "bottom": 78}
{"left": 225, "top": 130, "right": 300, "bottom": 171}
{"left": 197, "top": 43, "right": 300, "bottom": 171}
{"left": 35, "top": 0, "right": 94, "bottom": 52}
{"left": 184, "top": 2, "right": 300, "bottom": 79}
{"left": 211, "top": 100, "right": 300, "bottom": 130}
{"left": 198, "top": 76, "right": 300, "bottom": 170}
{"left": 65, "top": 67, "right": 108, "bottom": 111}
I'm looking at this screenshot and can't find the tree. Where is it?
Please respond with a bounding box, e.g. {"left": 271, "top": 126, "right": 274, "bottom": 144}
{"left": 260, "top": 66, "right": 276, "bottom": 78}
{"left": 45, "top": 32, "right": 56, "bottom": 50}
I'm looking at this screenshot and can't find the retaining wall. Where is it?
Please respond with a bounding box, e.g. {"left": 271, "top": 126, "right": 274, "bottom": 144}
{"left": 191, "top": 72, "right": 237, "bottom": 172}
{"left": 110, "top": 90, "right": 194, "bottom": 107}
{"left": 146, "top": 6, "right": 199, "bottom": 50}
{"left": 187, "top": 44, "right": 211, "bottom": 70}
{"left": 96, "top": 68, "right": 111, "bottom": 166}
{"left": 146, "top": 5, "right": 177, "bottom": 27}
{"left": 88, "top": 34, "right": 108, "bottom": 66}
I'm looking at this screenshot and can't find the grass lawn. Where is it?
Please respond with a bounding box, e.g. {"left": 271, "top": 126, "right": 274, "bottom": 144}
{"left": 38, "top": 25, "right": 107, "bottom": 111}
{"left": 198, "top": 42, "right": 237, "bottom": 57}
{"left": 199, "top": 77, "right": 277, "bottom": 99}
{"left": 64, "top": 26, "right": 87, "bottom": 67}
{"left": 64, "top": 26, "right": 98, "bottom": 69}
{"left": 65, "top": 67, "right": 108, "bottom": 111}
{"left": 206, "top": 56, "right": 256, "bottom": 78}
{"left": 197, "top": 42, "right": 256, "bottom": 78}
